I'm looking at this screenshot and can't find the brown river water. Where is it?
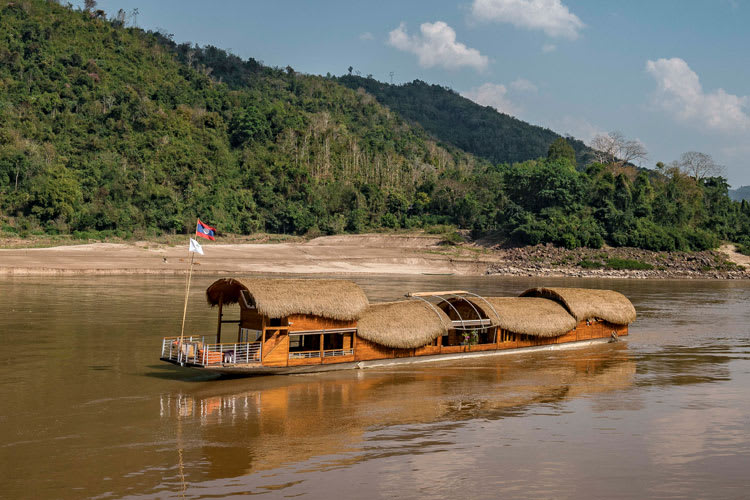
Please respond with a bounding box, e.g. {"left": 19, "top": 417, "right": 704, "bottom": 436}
{"left": 1, "top": 275, "right": 749, "bottom": 499}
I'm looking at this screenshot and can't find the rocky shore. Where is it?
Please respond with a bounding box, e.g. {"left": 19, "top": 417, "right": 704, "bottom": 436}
{"left": 483, "top": 243, "right": 750, "bottom": 279}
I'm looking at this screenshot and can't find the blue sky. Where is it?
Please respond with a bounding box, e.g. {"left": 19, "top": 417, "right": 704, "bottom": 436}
{"left": 82, "top": 0, "right": 750, "bottom": 186}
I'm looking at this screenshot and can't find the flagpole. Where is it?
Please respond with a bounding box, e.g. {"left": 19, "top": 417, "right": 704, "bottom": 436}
{"left": 178, "top": 227, "right": 197, "bottom": 364}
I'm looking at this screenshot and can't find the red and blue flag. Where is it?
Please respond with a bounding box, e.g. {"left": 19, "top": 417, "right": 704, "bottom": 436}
{"left": 195, "top": 219, "right": 216, "bottom": 240}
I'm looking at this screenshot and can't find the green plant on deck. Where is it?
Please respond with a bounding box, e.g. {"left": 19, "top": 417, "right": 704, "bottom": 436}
{"left": 462, "top": 330, "right": 479, "bottom": 346}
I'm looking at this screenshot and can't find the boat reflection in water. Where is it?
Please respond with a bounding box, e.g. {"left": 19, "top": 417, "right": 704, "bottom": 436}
{"left": 158, "top": 342, "right": 635, "bottom": 483}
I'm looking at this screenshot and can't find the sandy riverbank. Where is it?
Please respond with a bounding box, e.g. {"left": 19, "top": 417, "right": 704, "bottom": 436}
{"left": 0, "top": 234, "right": 747, "bottom": 278}
{"left": 0, "top": 234, "right": 494, "bottom": 276}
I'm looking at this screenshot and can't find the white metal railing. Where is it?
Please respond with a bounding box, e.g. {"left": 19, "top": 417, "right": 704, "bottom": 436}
{"left": 289, "top": 350, "right": 321, "bottom": 359}
{"left": 161, "top": 337, "right": 261, "bottom": 366}
{"left": 199, "top": 342, "right": 262, "bottom": 366}
{"left": 161, "top": 336, "right": 205, "bottom": 364}
{"left": 450, "top": 319, "right": 492, "bottom": 327}
{"left": 288, "top": 348, "right": 354, "bottom": 359}
{"left": 323, "top": 349, "right": 354, "bottom": 357}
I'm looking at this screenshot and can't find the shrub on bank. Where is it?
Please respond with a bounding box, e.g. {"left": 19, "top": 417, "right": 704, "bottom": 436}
{"left": 605, "top": 258, "right": 654, "bottom": 270}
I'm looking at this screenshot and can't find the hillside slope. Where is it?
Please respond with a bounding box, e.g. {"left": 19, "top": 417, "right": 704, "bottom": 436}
{"left": 1, "top": 1, "right": 748, "bottom": 254}
{"left": 0, "top": 0, "right": 485, "bottom": 236}
{"left": 729, "top": 186, "right": 750, "bottom": 201}
{"left": 336, "top": 76, "right": 594, "bottom": 166}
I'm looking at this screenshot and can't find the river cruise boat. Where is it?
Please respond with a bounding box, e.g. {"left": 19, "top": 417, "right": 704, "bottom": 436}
{"left": 160, "top": 278, "right": 636, "bottom": 376}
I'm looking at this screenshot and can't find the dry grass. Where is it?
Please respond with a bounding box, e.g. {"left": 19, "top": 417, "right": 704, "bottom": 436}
{"left": 357, "top": 300, "right": 451, "bottom": 349}
{"left": 206, "top": 278, "right": 369, "bottom": 321}
{"left": 520, "top": 287, "right": 637, "bottom": 325}
{"left": 469, "top": 297, "right": 578, "bottom": 337}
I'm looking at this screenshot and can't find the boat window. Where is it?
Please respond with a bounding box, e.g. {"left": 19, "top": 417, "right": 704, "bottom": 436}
{"left": 500, "top": 329, "right": 517, "bottom": 343}
{"left": 323, "top": 333, "right": 344, "bottom": 350}
{"left": 289, "top": 334, "right": 320, "bottom": 352}
{"left": 478, "top": 328, "right": 495, "bottom": 344}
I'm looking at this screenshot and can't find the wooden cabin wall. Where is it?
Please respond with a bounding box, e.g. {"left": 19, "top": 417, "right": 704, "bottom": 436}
{"left": 414, "top": 345, "right": 441, "bottom": 356}
{"left": 355, "top": 338, "right": 411, "bottom": 361}
{"left": 573, "top": 320, "right": 628, "bottom": 341}
{"left": 279, "top": 320, "right": 629, "bottom": 367}
{"left": 553, "top": 329, "right": 579, "bottom": 344}
{"left": 262, "top": 332, "right": 289, "bottom": 367}
{"left": 240, "top": 309, "right": 264, "bottom": 330}
{"left": 286, "top": 315, "right": 356, "bottom": 332}
{"left": 261, "top": 314, "right": 359, "bottom": 368}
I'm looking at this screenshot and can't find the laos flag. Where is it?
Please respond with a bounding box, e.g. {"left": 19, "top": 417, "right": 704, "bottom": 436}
{"left": 195, "top": 219, "right": 216, "bottom": 240}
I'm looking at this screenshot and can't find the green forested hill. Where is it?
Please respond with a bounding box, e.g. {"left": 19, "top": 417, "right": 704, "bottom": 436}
{"left": 336, "top": 76, "right": 594, "bottom": 167}
{"left": 0, "top": 0, "right": 485, "bottom": 236}
{"left": 1, "top": 0, "right": 749, "bottom": 254}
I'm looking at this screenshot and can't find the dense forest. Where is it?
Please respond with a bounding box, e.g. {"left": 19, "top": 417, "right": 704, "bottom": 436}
{"left": 336, "top": 76, "right": 594, "bottom": 167}
{"left": 1, "top": 0, "right": 749, "bottom": 255}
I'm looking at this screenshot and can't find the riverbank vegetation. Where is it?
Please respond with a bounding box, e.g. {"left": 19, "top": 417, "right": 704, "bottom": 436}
{"left": 1, "top": 0, "right": 748, "bottom": 255}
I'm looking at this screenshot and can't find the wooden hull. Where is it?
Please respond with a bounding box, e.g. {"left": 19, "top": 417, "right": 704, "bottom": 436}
{"left": 161, "top": 336, "right": 621, "bottom": 377}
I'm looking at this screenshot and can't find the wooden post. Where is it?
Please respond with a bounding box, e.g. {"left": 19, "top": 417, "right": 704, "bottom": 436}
{"left": 216, "top": 297, "right": 223, "bottom": 344}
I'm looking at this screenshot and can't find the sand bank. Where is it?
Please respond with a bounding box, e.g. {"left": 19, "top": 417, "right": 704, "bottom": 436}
{"left": 0, "top": 234, "right": 494, "bottom": 276}
{"left": 0, "top": 234, "right": 747, "bottom": 278}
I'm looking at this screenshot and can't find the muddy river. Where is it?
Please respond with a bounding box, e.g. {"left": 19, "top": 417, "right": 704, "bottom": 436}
{"left": 1, "top": 275, "right": 749, "bottom": 499}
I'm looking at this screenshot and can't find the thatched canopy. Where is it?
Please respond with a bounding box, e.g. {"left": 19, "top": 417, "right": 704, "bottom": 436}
{"left": 357, "top": 300, "right": 452, "bottom": 349}
{"left": 465, "top": 297, "right": 578, "bottom": 337}
{"left": 519, "top": 287, "right": 636, "bottom": 325}
{"left": 205, "top": 278, "right": 369, "bottom": 321}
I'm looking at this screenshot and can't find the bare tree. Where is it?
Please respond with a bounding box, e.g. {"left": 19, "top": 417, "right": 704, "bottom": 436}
{"left": 678, "top": 151, "right": 725, "bottom": 180}
{"left": 84, "top": 0, "right": 97, "bottom": 11}
{"left": 590, "top": 131, "right": 648, "bottom": 167}
{"left": 113, "top": 8, "right": 126, "bottom": 27}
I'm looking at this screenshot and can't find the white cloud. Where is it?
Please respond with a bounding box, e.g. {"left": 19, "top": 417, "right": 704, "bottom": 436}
{"left": 359, "top": 32, "right": 374, "bottom": 41}
{"left": 646, "top": 57, "right": 750, "bottom": 133}
{"left": 471, "top": 0, "right": 584, "bottom": 39}
{"left": 542, "top": 43, "right": 557, "bottom": 53}
{"left": 388, "top": 22, "right": 488, "bottom": 71}
{"left": 462, "top": 83, "right": 519, "bottom": 115}
{"left": 510, "top": 78, "right": 537, "bottom": 92}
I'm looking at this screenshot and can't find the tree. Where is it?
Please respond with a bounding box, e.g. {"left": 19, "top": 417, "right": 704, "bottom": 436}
{"left": 228, "top": 106, "right": 270, "bottom": 147}
{"left": 677, "top": 151, "right": 725, "bottom": 180}
{"left": 590, "top": 131, "right": 648, "bottom": 167}
{"left": 84, "top": 0, "right": 97, "bottom": 11}
{"left": 547, "top": 137, "right": 576, "bottom": 166}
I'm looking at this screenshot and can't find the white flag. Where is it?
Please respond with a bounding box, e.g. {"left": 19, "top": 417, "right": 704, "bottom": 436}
{"left": 189, "top": 238, "right": 204, "bottom": 255}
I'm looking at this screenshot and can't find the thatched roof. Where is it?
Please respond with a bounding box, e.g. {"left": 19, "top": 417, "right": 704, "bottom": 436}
{"left": 205, "top": 278, "right": 369, "bottom": 321}
{"left": 519, "top": 287, "right": 636, "bottom": 325}
{"left": 465, "top": 297, "right": 577, "bottom": 337}
{"left": 357, "top": 300, "right": 452, "bottom": 349}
